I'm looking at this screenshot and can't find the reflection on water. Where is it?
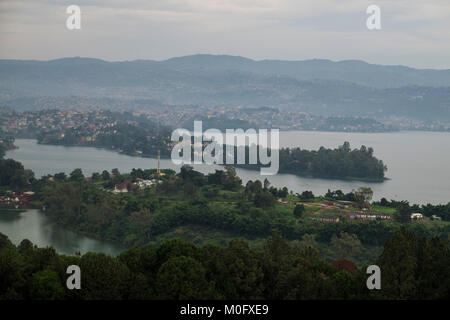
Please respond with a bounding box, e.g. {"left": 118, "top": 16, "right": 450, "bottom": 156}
{"left": 0, "top": 209, "right": 124, "bottom": 256}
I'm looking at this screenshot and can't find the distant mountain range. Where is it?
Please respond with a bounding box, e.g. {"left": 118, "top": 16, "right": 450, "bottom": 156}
{"left": 1, "top": 54, "right": 450, "bottom": 121}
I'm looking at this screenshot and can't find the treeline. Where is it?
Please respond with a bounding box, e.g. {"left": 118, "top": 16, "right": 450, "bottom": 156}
{"left": 238, "top": 142, "right": 387, "bottom": 181}
{"left": 324, "top": 189, "right": 450, "bottom": 222}
{"left": 278, "top": 142, "right": 386, "bottom": 180}
{"left": 0, "top": 128, "right": 15, "bottom": 159}
{"left": 373, "top": 198, "right": 450, "bottom": 222}
{"left": 0, "top": 159, "right": 35, "bottom": 191}
{"left": 0, "top": 134, "right": 33, "bottom": 191}
{"left": 1, "top": 229, "right": 449, "bottom": 300}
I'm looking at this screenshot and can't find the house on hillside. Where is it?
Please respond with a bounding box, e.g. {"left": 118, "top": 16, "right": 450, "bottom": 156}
{"left": 113, "top": 180, "right": 134, "bottom": 193}
{"left": 410, "top": 213, "right": 423, "bottom": 221}
{"left": 337, "top": 200, "right": 353, "bottom": 205}
{"left": 135, "top": 178, "right": 156, "bottom": 189}
{"left": 310, "top": 216, "right": 340, "bottom": 223}
{"left": 348, "top": 213, "right": 391, "bottom": 221}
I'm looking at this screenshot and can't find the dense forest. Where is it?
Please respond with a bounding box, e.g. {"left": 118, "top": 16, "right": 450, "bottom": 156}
{"left": 239, "top": 142, "right": 387, "bottom": 181}
{"left": 1, "top": 228, "right": 449, "bottom": 299}
{"left": 278, "top": 142, "right": 387, "bottom": 180}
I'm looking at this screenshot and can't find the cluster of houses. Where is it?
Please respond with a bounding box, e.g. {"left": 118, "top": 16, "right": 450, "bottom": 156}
{"left": 411, "top": 213, "right": 423, "bottom": 220}
{"left": 113, "top": 178, "right": 161, "bottom": 194}
{"left": 348, "top": 213, "right": 392, "bottom": 221}
{"left": 314, "top": 211, "right": 443, "bottom": 223}
{"left": 0, "top": 191, "right": 35, "bottom": 208}
{"left": 409, "top": 213, "right": 441, "bottom": 221}
{"left": 3, "top": 110, "right": 117, "bottom": 144}
{"left": 307, "top": 200, "right": 391, "bottom": 223}
{"left": 321, "top": 200, "right": 369, "bottom": 210}
{"left": 279, "top": 198, "right": 444, "bottom": 223}
{"left": 309, "top": 216, "right": 340, "bottom": 223}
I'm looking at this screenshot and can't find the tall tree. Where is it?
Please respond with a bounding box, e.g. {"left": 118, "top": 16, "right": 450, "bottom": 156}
{"left": 377, "top": 228, "right": 418, "bottom": 299}
{"left": 155, "top": 256, "right": 214, "bottom": 299}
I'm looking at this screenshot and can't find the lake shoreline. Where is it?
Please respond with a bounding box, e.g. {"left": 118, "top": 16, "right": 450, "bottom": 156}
{"left": 0, "top": 208, "right": 125, "bottom": 256}
{"left": 235, "top": 165, "right": 388, "bottom": 183}
{"left": 7, "top": 135, "right": 450, "bottom": 205}
{"left": 30, "top": 139, "right": 388, "bottom": 183}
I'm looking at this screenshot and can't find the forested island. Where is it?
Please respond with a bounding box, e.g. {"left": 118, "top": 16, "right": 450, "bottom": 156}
{"left": 238, "top": 142, "right": 387, "bottom": 181}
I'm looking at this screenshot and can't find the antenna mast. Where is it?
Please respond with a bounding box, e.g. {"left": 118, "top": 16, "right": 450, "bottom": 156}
{"left": 157, "top": 120, "right": 160, "bottom": 177}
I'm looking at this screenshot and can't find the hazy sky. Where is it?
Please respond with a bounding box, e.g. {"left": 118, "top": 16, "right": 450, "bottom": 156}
{"left": 1, "top": 0, "right": 449, "bottom": 69}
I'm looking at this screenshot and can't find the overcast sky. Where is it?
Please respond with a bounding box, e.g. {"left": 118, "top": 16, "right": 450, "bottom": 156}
{"left": 1, "top": 0, "right": 449, "bottom": 69}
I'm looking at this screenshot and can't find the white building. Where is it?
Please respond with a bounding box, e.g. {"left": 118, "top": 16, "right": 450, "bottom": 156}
{"left": 410, "top": 213, "right": 423, "bottom": 220}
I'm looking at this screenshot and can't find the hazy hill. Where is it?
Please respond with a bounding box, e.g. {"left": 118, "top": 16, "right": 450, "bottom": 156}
{"left": 1, "top": 55, "right": 450, "bottom": 120}
{"left": 163, "top": 55, "right": 450, "bottom": 89}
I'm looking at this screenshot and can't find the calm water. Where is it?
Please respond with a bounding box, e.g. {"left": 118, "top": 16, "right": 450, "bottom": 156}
{"left": 3, "top": 132, "right": 450, "bottom": 254}
{"left": 0, "top": 209, "right": 124, "bottom": 256}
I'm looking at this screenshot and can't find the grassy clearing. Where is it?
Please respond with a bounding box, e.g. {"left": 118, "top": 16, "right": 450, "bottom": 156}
{"left": 371, "top": 205, "right": 396, "bottom": 215}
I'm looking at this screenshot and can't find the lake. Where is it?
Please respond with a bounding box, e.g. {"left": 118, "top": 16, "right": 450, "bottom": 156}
{"left": 2, "top": 131, "right": 450, "bottom": 255}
